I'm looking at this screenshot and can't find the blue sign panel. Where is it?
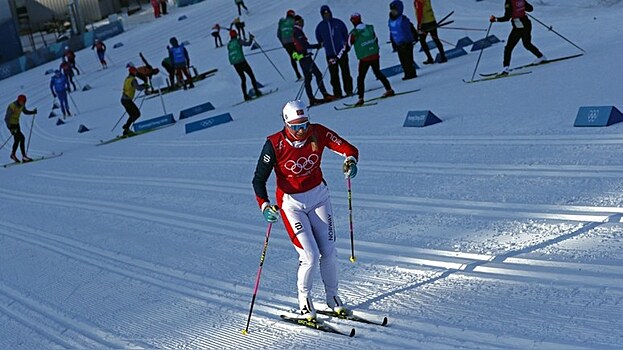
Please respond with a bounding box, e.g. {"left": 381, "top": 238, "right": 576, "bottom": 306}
{"left": 574, "top": 106, "right": 623, "bottom": 127}
{"left": 185, "top": 113, "right": 233, "bottom": 134}
{"left": 133, "top": 113, "right": 175, "bottom": 132}
{"left": 179, "top": 102, "right": 215, "bottom": 120}
{"left": 403, "top": 110, "right": 442, "bottom": 127}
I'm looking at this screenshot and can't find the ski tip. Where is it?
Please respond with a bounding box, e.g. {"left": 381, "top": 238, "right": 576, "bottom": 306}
{"left": 348, "top": 328, "right": 356, "bottom": 337}
{"left": 381, "top": 317, "right": 389, "bottom": 326}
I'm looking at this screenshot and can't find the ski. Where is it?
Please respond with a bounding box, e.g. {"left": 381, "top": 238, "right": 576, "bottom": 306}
{"left": 145, "top": 68, "right": 218, "bottom": 98}
{"left": 98, "top": 129, "right": 159, "bottom": 145}
{"left": 463, "top": 70, "right": 532, "bottom": 84}
{"left": 232, "top": 88, "right": 279, "bottom": 106}
{"left": 317, "top": 310, "right": 388, "bottom": 326}
{"left": 279, "top": 315, "right": 355, "bottom": 337}
{"left": 2, "top": 152, "right": 63, "bottom": 168}
{"left": 337, "top": 88, "right": 421, "bottom": 109}
{"left": 334, "top": 102, "right": 378, "bottom": 110}
{"left": 479, "top": 53, "right": 583, "bottom": 77}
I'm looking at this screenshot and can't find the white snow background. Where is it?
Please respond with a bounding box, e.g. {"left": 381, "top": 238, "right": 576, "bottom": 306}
{"left": 1, "top": 0, "right": 622, "bottom": 348}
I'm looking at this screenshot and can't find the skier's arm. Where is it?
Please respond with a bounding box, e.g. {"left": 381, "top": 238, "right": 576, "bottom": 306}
{"left": 496, "top": 0, "right": 512, "bottom": 22}
{"left": 252, "top": 139, "right": 276, "bottom": 209}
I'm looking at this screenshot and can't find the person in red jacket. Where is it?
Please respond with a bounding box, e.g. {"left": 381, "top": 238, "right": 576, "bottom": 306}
{"left": 490, "top": 0, "right": 546, "bottom": 75}
{"left": 252, "top": 100, "right": 359, "bottom": 321}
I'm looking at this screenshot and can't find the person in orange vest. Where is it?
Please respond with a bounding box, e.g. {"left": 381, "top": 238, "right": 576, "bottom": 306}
{"left": 4, "top": 95, "right": 37, "bottom": 162}
{"left": 414, "top": 0, "right": 447, "bottom": 64}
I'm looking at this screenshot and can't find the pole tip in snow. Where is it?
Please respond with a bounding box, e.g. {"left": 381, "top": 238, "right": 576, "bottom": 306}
{"left": 349, "top": 256, "right": 356, "bottom": 263}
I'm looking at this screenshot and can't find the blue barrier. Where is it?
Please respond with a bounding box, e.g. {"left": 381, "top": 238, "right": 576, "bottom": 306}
{"left": 56, "top": 118, "right": 65, "bottom": 125}
{"left": 574, "top": 106, "right": 623, "bottom": 127}
{"left": 403, "top": 110, "right": 442, "bottom": 127}
{"left": 177, "top": 0, "right": 205, "bottom": 7}
{"left": 185, "top": 113, "right": 233, "bottom": 134}
{"left": 178, "top": 15, "right": 188, "bottom": 21}
{"left": 78, "top": 124, "right": 90, "bottom": 133}
{"left": 456, "top": 36, "right": 473, "bottom": 49}
{"left": 436, "top": 47, "right": 467, "bottom": 62}
{"left": 179, "top": 101, "right": 215, "bottom": 120}
{"left": 471, "top": 35, "right": 501, "bottom": 52}
{"left": 113, "top": 42, "right": 124, "bottom": 49}
{"left": 133, "top": 113, "right": 175, "bottom": 132}
{"left": 380, "top": 62, "right": 420, "bottom": 78}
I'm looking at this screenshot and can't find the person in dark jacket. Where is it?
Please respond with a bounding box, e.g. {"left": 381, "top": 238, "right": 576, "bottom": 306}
{"left": 167, "top": 37, "right": 194, "bottom": 90}
{"left": 91, "top": 39, "right": 108, "bottom": 69}
{"left": 211, "top": 24, "right": 223, "bottom": 48}
{"left": 490, "top": 0, "right": 546, "bottom": 75}
{"left": 227, "top": 30, "right": 262, "bottom": 101}
{"left": 388, "top": 0, "right": 418, "bottom": 80}
{"left": 315, "top": 5, "right": 353, "bottom": 98}
{"left": 277, "top": 9, "right": 302, "bottom": 80}
{"left": 59, "top": 57, "right": 77, "bottom": 92}
{"left": 50, "top": 70, "right": 71, "bottom": 118}
{"left": 292, "top": 15, "right": 336, "bottom": 106}
{"left": 64, "top": 46, "right": 80, "bottom": 75}
{"left": 4, "top": 95, "right": 37, "bottom": 162}
{"left": 234, "top": 0, "right": 248, "bottom": 16}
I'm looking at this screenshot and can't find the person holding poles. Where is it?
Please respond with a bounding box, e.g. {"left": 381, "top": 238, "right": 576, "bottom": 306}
{"left": 91, "top": 39, "right": 108, "bottom": 69}
{"left": 4, "top": 95, "right": 37, "bottom": 163}
{"left": 346, "top": 13, "right": 395, "bottom": 106}
{"left": 252, "top": 100, "right": 359, "bottom": 321}
{"left": 227, "top": 30, "right": 262, "bottom": 101}
{"left": 50, "top": 70, "right": 71, "bottom": 118}
{"left": 414, "top": 0, "right": 447, "bottom": 64}
{"left": 277, "top": 9, "right": 303, "bottom": 80}
{"left": 120, "top": 66, "right": 146, "bottom": 136}
{"left": 388, "top": 0, "right": 418, "bottom": 80}
{"left": 490, "top": 0, "right": 546, "bottom": 75}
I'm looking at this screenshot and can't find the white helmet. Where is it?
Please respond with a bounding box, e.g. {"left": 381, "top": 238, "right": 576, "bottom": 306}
{"left": 282, "top": 100, "right": 309, "bottom": 124}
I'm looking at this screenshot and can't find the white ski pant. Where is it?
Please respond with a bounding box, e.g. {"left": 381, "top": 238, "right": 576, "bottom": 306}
{"left": 279, "top": 183, "right": 339, "bottom": 311}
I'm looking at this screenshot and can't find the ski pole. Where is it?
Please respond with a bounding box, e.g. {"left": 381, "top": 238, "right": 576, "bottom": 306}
{"left": 68, "top": 92, "right": 80, "bottom": 115}
{"left": 26, "top": 112, "right": 36, "bottom": 154}
{"left": 0, "top": 136, "right": 10, "bottom": 152}
{"left": 252, "top": 36, "right": 286, "bottom": 81}
{"left": 242, "top": 217, "right": 277, "bottom": 335}
{"left": 469, "top": 21, "right": 493, "bottom": 82}
{"left": 295, "top": 49, "right": 320, "bottom": 101}
{"left": 528, "top": 14, "right": 585, "bottom": 53}
{"left": 346, "top": 177, "right": 356, "bottom": 263}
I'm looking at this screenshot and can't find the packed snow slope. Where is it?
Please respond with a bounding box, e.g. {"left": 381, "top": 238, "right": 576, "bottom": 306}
{"left": 1, "top": 0, "right": 622, "bottom": 348}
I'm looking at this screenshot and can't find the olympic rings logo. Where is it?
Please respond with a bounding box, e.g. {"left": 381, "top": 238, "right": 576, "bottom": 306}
{"left": 284, "top": 154, "right": 319, "bottom": 175}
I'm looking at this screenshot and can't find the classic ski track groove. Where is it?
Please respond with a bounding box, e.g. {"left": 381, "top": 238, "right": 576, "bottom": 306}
{"left": 0, "top": 192, "right": 618, "bottom": 348}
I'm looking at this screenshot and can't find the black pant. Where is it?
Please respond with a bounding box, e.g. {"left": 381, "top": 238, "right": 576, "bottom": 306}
{"left": 357, "top": 59, "right": 392, "bottom": 99}
{"left": 212, "top": 33, "right": 222, "bottom": 47}
{"left": 327, "top": 53, "right": 353, "bottom": 97}
{"left": 282, "top": 43, "right": 301, "bottom": 78}
{"left": 419, "top": 22, "right": 446, "bottom": 61}
{"left": 121, "top": 98, "right": 141, "bottom": 131}
{"left": 299, "top": 55, "right": 328, "bottom": 101}
{"left": 160, "top": 0, "right": 167, "bottom": 14}
{"left": 236, "top": 2, "right": 248, "bottom": 16}
{"left": 234, "top": 61, "right": 259, "bottom": 98}
{"left": 503, "top": 21, "right": 543, "bottom": 67}
{"left": 7, "top": 124, "right": 25, "bottom": 155}
{"left": 396, "top": 42, "right": 416, "bottom": 78}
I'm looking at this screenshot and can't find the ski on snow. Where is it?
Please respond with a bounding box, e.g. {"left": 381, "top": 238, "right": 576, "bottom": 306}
{"left": 463, "top": 70, "right": 532, "bottom": 84}
{"left": 316, "top": 309, "right": 388, "bottom": 326}
{"left": 280, "top": 315, "right": 356, "bottom": 337}
{"left": 2, "top": 152, "right": 64, "bottom": 168}
{"left": 232, "top": 88, "right": 279, "bottom": 106}
{"left": 334, "top": 88, "right": 421, "bottom": 110}
{"left": 478, "top": 53, "right": 583, "bottom": 77}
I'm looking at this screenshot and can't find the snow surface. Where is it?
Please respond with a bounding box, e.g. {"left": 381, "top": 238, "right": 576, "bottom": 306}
{"left": 1, "top": 0, "right": 623, "bottom": 348}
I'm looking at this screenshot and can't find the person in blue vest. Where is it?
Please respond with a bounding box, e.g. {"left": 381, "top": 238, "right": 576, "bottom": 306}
{"left": 490, "top": 0, "right": 546, "bottom": 75}
{"left": 277, "top": 9, "right": 302, "bottom": 80}
{"left": 346, "top": 13, "right": 394, "bottom": 106}
{"left": 388, "top": 0, "right": 418, "bottom": 80}
{"left": 167, "top": 37, "right": 194, "bottom": 90}
{"left": 292, "top": 15, "right": 336, "bottom": 106}
{"left": 315, "top": 5, "right": 353, "bottom": 98}
{"left": 227, "top": 30, "right": 262, "bottom": 101}
{"left": 49, "top": 70, "right": 71, "bottom": 118}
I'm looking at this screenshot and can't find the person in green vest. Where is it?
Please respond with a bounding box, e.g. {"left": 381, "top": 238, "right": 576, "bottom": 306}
{"left": 227, "top": 29, "right": 262, "bottom": 101}
{"left": 345, "top": 13, "right": 394, "bottom": 106}
{"left": 4, "top": 95, "right": 37, "bottom": 163}
{"left": 277, "top": 9, "right": 302, "bottom": 80}
{"left": 120, "top": 66, "right": 146, "bottom": 136}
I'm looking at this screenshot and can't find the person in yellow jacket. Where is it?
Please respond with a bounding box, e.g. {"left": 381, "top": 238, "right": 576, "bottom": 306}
{"left": 4, "top": 95, "right": 37, "bottom": 163}
{"left": 120, "top": 66, "right": 146, "bottom": 136}
{"left": 414, "top": 0, "right": 447, "bottom": 64}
